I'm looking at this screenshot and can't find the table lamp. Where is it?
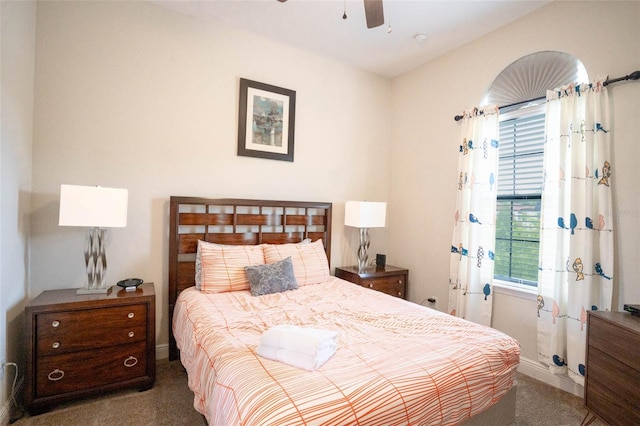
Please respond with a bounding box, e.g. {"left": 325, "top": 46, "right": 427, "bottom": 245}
{"left": 59, "top": 184, "right": 128, "bottom": 294}
{"left": 345, "top": 201, "right": 386, "bottom": 272}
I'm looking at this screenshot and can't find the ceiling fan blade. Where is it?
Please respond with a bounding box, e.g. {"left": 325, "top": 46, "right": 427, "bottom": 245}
{"left": 363, "top": 0, "right": 384, "bottom": 29}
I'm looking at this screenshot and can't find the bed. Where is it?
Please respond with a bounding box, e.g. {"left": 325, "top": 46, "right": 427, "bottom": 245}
{"left": 168, "top": 197, "right": 520, "bottom": 425}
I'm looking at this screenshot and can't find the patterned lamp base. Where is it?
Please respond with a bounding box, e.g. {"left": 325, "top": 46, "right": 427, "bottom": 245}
{"left": 77, "top": 227, "right": 111, "bottom": 294}
{"left": 357, "top": 228, "right": 370, "bottom": 273}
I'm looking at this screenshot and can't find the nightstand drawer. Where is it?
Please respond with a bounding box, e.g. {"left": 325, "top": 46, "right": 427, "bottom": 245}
{"left": 585, "top": 377, "right": 640, "bottom": 425}
{"left": 589, "top": 314, "right": 640, "bottom": 368}
{"left": 363, "top": 276, "right": 406, "bottom": 298}
{"left": 586, "top": 346, "right": 640, "bottom": 408}
{"left": 335, "top": 265, "right": 408, "bottom": 299}
{"left": 36, "top": 341, "right": 148, "bottom": 398}
{"left": 36, "top": 304, "right": 147, "bottom": 356}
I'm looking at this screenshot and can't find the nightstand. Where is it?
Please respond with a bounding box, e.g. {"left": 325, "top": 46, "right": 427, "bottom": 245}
{"left": 335, "top": 265, "right": 408, "bottom": 299}
{"left": 24, "top": 282, "right": 156, "bottom": 413}
{"left": 583, "top": 311, "right": 640, "bottom": 425}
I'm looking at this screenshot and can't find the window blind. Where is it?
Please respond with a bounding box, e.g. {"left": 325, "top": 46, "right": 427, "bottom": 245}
{"left": 498, "top": 114, "right": 545, "bottom": 196}
{"left": 494, "top": 113, "right": 545, "bottom": 286}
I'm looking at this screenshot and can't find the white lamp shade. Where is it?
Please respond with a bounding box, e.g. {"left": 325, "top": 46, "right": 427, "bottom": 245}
{"left": 345, "top": 201, "right": 386, "bottom": 228}
{"left": 59, "top": 184, "right": 128, "bottom": 228}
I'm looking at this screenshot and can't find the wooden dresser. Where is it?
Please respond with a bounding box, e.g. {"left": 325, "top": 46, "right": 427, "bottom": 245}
{"left": 24, "top": 283, "right": 155, "bottom": 413}
{"left": 583, "top": 311, "right": 640, "bottom": 425}
{"left": 335, "top": 265, "right": 408, "bottom": 299}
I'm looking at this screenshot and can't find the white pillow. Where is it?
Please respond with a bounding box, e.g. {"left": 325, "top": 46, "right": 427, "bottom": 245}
{"left": 263, "top": 239, "right": 330, "bottom": 286}
{"left": 196, "top": 240, "right": 265, "bottom": 293}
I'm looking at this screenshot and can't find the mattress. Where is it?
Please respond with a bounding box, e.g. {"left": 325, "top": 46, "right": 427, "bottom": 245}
{"left": 173, "top": 277, "right": 520, "bottom": 425}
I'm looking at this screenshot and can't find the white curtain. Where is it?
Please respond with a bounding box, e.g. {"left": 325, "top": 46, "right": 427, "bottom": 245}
{"left": 449, "top": 106, "right": 499, "bottom": 326}
{"left": 537, "top": 79, "right": 613, "bottom": 385}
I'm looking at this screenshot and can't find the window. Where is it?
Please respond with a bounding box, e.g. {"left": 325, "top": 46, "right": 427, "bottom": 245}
{"left": 482, "top": 51, "right": 588, "bottom": 289}
{"left": 493, "top": 109, "right": 545, "bottom": 286}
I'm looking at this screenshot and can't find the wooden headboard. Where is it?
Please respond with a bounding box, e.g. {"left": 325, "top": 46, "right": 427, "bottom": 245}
{"left": 168, "top": 197, "right": 333, "bottom": 360}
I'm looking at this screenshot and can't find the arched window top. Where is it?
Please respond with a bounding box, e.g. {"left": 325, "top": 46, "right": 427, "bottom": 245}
{"left": 483, "top": 51, "right": 588, "bottom": 110}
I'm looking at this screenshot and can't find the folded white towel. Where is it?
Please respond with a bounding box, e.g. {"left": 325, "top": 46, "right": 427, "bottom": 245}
{"left": 260, "top": 324, "right": 338, "bottom": 356}
{"left": 256, "top": 344, "right": 337, "bottom": 371}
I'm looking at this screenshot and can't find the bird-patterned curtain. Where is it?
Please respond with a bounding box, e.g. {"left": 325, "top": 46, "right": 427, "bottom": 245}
{"left": 448, "top": 106, "right": 499, "bottom": 326}
{"left": 537, "top": 78, "right": 613, "bottom": 386}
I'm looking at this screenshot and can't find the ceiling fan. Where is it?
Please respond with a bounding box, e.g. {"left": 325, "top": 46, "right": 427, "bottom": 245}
{"left": 276, "top": 0, "right": 384, "bottom": 29}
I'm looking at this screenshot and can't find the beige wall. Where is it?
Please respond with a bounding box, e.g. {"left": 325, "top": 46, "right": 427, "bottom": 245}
{"left": 390, "top": 0, "right": 640, "bottom": 383}
{"left": 30, "top": 1, "right": 392, "bottom": 350}
{"left": 0, "top": 0, "right": 35, "bottom": 419}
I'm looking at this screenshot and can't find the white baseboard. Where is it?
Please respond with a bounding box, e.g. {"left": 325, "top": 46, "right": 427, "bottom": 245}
{"left": 517, "top": 356, "right": 584, "bottom": 397}
{"left": 156, "top": 343, "right": 169, "bottom": 360}
{"left": 0, "top": 377, "right": 23, "bottom": 426}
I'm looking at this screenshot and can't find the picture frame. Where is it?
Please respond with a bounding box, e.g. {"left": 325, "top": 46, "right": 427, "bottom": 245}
{"left": 237, "top": 78, "right": 296, "bottom": 162}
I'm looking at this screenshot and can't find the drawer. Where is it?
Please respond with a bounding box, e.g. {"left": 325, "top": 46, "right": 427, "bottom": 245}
{"left": 586, "top": 346, "right": 640, "bottom": 409}
{"left": 589, "top": 315, "right": 640, "bottom": 369}
{"left": 585, "top": 376, "right": 640, "bottom": 425}
{"left": 363, "top": 275, "right": 406, "bottom": 298}
{"left": 36, "top": 304, "right": 147, "bottom": 356}
{"left": 36, "top": 341, "right": 148, "bottom": 398}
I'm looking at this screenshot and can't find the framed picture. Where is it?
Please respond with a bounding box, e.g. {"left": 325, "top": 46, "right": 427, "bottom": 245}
{"left": 237, "top": 78, "right": 296, "bottom": 162}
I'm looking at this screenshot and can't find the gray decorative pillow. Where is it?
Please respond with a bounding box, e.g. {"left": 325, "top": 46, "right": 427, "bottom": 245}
{"left": 245, "top": 257, "right": 298, "bottom": 296}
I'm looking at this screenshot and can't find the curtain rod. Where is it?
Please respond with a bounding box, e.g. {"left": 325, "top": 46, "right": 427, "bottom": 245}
{"left": 453, "top": 70, "right": 640, "bottom": 122}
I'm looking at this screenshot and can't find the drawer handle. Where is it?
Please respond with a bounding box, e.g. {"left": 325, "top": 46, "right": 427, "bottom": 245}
{"left": 369, "top": 283, "right": 374, "bottom": 288}
{"left": 124, "top": 356, "right": 138, "bottom": 368}
{"left": 128, "top": 331, "right": 135, "bottom": 338}
{"left": 128, "top": 312, "right": 135, "bottom": 319}
{"left": 397, "top": 280, "right": 403, "bottom": 284}
{"left": 52, "top": 320, "right": 60, "bottom": 328}
{"left": 397, "top": 292, "right": 402, "bottom": 296}
{"left": 52, "top": 342, "right": 60, "bottom": 349}
{"left": 48, "top": 369, "right": 65, "bottom": 381}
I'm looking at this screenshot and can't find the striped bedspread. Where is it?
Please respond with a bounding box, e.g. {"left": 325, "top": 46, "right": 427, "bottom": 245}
{"left": 173, "top": 277, "right": 520, "bottom": 425}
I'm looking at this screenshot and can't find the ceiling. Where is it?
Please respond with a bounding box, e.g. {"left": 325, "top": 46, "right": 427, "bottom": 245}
{"left": 152, "top": 0, "right": 552, "bottom": 79}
